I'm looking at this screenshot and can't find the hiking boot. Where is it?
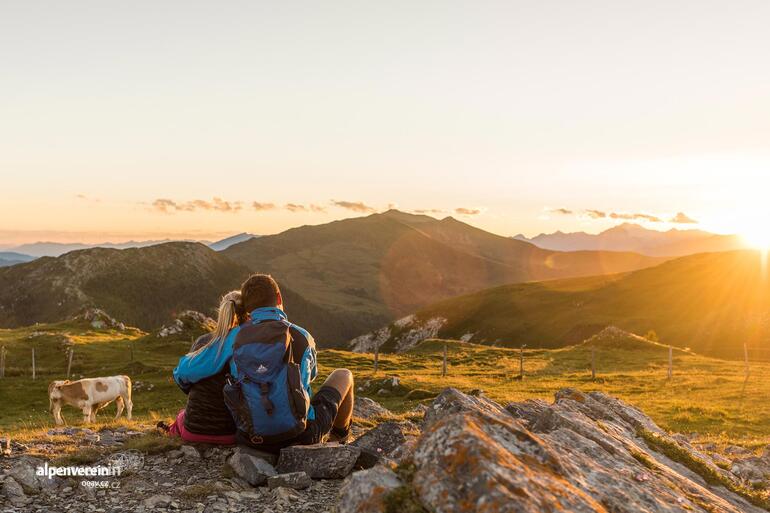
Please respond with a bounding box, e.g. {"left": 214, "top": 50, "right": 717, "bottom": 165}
{"left": 328, "top": 423, "right": 352, "bottom": 444}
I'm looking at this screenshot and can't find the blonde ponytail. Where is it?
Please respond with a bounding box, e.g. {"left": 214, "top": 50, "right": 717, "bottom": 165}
{"left": 187, "top": 290, "right": 243, "bottom": 359}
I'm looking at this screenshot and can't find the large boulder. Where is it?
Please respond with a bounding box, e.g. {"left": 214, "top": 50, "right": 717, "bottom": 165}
{"left": 345, "top": 387, "right": 767, "bottom": 513}
{"left": 421, "top": 387, "right": 509, "bottom": 429}
{"left": 414, "top": 408, "right": 604, "bottom": 512}
{"left": 337, "top": 466, "right": 403, "bottom": 513}
{"left": 351, "top": 422, "right": 406, "bottom": 456}
{"left": 276, "top": 444, "right": 361, "bottom": 479}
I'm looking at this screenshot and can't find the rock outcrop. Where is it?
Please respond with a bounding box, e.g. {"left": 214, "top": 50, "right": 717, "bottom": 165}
{"left": 156, "top": 310, "right": 216, "bottom": 339}
{"left": 340, "top": 388, "right": 769, "bottom": 513}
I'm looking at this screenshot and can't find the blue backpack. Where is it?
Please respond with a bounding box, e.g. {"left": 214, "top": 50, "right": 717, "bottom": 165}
{"left": 224, "top": 319, "right": 310, "bottom": 446}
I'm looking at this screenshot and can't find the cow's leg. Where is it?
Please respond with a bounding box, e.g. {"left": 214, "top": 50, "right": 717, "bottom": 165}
{"left": 82, "top": 405, "right": 93, "bottom": 424}
{"left": 114, "top": 396, "right": 124, "bottom": 420}
{"left": 124, "top": 386, "right": 133, "bottom": 421}
{"left": 52, "top": 401, "right": 64, "bottom": 426}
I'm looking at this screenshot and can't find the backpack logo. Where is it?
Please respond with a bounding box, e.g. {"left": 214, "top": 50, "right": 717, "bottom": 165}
{"left": 256, "top": 364, "right": 269, "bottom": 374}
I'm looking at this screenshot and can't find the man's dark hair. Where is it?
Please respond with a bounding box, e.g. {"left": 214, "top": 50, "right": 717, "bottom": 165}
{"left": 241, "top": 274, "right": 281, "bottom": 313}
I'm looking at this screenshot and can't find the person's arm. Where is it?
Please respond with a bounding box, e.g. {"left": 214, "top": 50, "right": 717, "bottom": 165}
{"left": 291, "top": 324, "right": 318, "bottom": 394}
{"left": 173, "top": 327, "right": 238, "bottom": 390}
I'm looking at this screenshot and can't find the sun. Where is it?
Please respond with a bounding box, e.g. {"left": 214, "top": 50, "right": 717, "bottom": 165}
{"left": 742, "top": 227, "right": 770, "bottom": 250}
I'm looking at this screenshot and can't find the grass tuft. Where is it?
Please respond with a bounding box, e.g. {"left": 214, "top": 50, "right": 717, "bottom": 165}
{"left": 638, "top": 428, "right": 770, "bottom": 510}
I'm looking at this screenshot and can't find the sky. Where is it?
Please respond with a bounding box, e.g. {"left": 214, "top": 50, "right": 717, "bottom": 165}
{"left": 2, "top": 1, "right": 770, "bottom": 246}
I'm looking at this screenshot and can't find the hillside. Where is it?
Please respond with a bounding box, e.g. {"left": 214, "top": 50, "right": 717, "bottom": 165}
{"left": 0, "top": 243, "right": 247, "bottom": 330}
{"left": 515, "top": 223, "right": 745, "bottom": 257}
{"left": 0, "top": 243, "right": 378, "bottom": 346}
{"left": 224, "top": 209, "right": 663, "bottom": 334}
{"left": 350, "top": 250, "right": 770, "bottom": 358}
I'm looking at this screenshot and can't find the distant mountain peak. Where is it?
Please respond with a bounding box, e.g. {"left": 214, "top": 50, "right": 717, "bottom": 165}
{"left": 208, "top": 232, "right": 258, "bottom": 251}
{"left": 514, "top": 223, "right": 742, "bottom": 257}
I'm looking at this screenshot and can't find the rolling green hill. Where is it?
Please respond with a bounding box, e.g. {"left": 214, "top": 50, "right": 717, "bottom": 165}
{"left": 353, "top": 250, "right": 770, "bottom": 358}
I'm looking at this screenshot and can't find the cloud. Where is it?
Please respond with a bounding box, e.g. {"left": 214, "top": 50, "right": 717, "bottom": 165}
{"left": 75, "top": 194, "right": 100, "bottom": 203}
{"left": 455, "top": 207, "right": 482, "bottom": 216}
{"left": 609, "top": 212, "right": 662, "bottom": 223}
{"left": 585, "top": 209, "right": 607, "bottom": 219}
{"left": 284, "top": 203, "right": 327, "bottom": 213}
{"left": 413, "top": 209, "right": 445, "bottom": 215}
{"left": 550, "top": 208, "right": 573, "bottom": 215}
{"left": 152, "top": 199, "right": 178, "bottom": 213}
{"left": 331, "top": 200, "right": 376, "bottom": 213}
{"left": 252, "top": 202, "right": 277, "bottom": 211}
{"left": 285, "top": 203, "right": 306, "bottom": 212}
{"left": 151, "top": 197, "right": 243, "bottom": 213}
{"left": 670, "top": 212, "right": 698, "bottom": 224}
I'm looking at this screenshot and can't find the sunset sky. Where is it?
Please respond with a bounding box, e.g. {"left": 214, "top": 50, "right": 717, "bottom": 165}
{"left": 2, "top": 1, "right": 769, "bottom": 246}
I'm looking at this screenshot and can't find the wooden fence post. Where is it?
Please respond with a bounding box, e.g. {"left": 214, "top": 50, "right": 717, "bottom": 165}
{"left": 66, "top": 348, "right": 74, "bottom": 379}
{"left": 668, "top": 346, "right": 673, "bottom": 380}
{"left": 744, "top": 343, "right": 750, "bottom": 384}
{"left": 32, "top": 347, "right": 36, "bottom": 380}
{"left": 442, "top": 344, "right": 447, "bottom": 377}
{"left": 373, "top": 344, "right": 379, "bottom": 374}
{"left": 591, "top": 347, "right": 596, "bottom": 380}
{"left": 0, "top": 346, "right": 6, "bottom": 379}
{"left": 519, "top": 345, "right": 525, "bottom": 379}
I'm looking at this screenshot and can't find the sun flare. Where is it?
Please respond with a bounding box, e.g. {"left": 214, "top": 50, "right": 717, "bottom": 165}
{"left": 742, "top": 228, "right": 770, "bottom": 251}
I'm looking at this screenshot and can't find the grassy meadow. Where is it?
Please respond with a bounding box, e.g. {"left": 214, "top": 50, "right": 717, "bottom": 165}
{"left": 1, "top": 321, "right": 769, "bottom": 451}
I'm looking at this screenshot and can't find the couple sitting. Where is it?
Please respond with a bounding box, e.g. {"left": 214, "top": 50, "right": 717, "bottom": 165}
{"left": 167, "top": 274, "right": 354, "bottom": 452}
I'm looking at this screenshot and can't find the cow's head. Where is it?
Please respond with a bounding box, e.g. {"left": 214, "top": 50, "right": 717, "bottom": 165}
{"left": 48, "top": 380, "right": 69, "bottom": 410}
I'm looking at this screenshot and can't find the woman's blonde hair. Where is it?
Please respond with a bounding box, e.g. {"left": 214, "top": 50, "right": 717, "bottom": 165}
{"left": 188, "top": 290, "right": 244, "bottom": 358}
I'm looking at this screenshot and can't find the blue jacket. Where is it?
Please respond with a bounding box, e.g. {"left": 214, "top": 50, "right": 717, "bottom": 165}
{"left": 173, "top": 307, "right": 319, "bottom": 419}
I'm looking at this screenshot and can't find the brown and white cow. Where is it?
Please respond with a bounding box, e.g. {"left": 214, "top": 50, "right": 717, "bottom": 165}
{"left": 48, "top": 375, "right": 133, "bottom": 425}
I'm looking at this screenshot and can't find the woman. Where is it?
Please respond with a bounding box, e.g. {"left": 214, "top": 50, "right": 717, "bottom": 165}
{"left": 161, "top": 291, "right": 245, "bottom": 444}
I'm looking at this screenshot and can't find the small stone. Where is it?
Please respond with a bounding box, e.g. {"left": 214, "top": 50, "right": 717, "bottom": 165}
{"left": 143, "top": 494, "right": 173, "bottom": 508}
{"left": 226, "top": 450, "right": 277, "bottom": 486}
{"left": 167, "top": 449, "right": 184, "bottom": 459}
{"left": 337, "top": 466, "right": 402, "bottom": 513}
{"left": 267, "top": 472, "right": 311, "bottom": 490}
{"left": 353, "top": 397, "right": 392, "bottom": 420}
{"left": 2, "top": 476, "right": 29, "bottom": 507}
{"left": 180, "top": 445, "right": 201, "bottom": 459}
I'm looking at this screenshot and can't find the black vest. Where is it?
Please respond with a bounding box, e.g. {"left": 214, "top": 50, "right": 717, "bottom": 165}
{"left": 182, "top": 334, "right": 237, "bottom": 435}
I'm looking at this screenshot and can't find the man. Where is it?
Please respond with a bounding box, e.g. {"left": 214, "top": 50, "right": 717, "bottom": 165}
{"left": 174, "top": 274, "right": 353, "bottom": 450}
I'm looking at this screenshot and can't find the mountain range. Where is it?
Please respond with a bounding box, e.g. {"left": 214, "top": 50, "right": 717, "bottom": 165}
{"left": 514, "top": 223, "right": 745, "bottom": 257}
{"left": 0, "top": 210, "right": 663, "bottom": 345}
{"left": 0, "top": 233, "right": 258, "bottom": 260}
{"left": 0, "top": 252, "right": 36, "bottom": 268}
{"left": 352, "top": 250, "right": 770, "bottom": 358}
